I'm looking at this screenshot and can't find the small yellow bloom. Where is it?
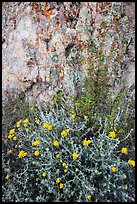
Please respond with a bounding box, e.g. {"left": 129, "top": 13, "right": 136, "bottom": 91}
{"left": 35, "top": 119, "right": 40, "bottom": 124}
{"left": 42, "top": 172, "right": 47, "bottom": 177}
{"left": 7, "top": 149, "right": 12, "bottom": 154}
{"left": 83, "top": 139, "right": 88, "bottom": 146}
{"left": 56, "top": 154, "right": 60, "bottom": 159}
{"left": 109, "top": 131, "right": 116, "bottom": 138}
{"left": 64, "top": 169, "right": 68, "bottom": 173}
{"left": 60, "top": 183, "right": 64, "bottom": 189}
{"left": 45, "top": 98, "right": 49, "bottom": 102}
{"left": 65, "top": 165, "right": 68, "bottom": 168}
{"left": 46, "top": 74, "right": 50, "bottom": 79}
{"left": 111, "top": 95, "right": 115, "bottom": 99}
{"left": 23, "top": 118, "right": 29, "bottom": 123}
{"left": 16, "top": 120, "right": 22, "bottom": 127}
{"left": 72, "top": 153, "right": 79, "bottom": 159}
{"left": 5, "top": 175, "right": 9, "bottom": 180}
{"left": 53, "top": 140, "right": 59, "bottom": 147}
{"left": 61, "top": 130, "right": 67, "bottom": 137}
{"left": 13, "top": 136, "right": 17, "bottom": 141}
{"left": 87, "top": 140, "right": 91, "bottom": 145}
{"left": 25, "top": 128, "right": 29, "bottom": 132}
{"left": 111, "top": 166, "right": 117, "bottom": 172}
{"left": 71, "top": 140, "right": 74, "bottom": 144}
{"left": 8, "top": 134, "right": 13, "bottom": 139}
{"left": 32, "top": 140, "right": 40, "bottom": 146}
{"left": 66, "top": 129, "right": 70, "bottom": 133}
{"left": 34, "top": 150, "right": 40, "bottom": 156}
{"left": 62, "top": 162, "right": 67, "bottom": 167}
{"left": 9, "top": 129, "right": 15, "bottom": 135}
{"left": 87, "top": 195, "right": 91, "bottom": 200}
{"left": 128, "top": 159, "right": 135, "bottom": 167}
{"left": 71, "top": 113, "right": 76, "bottom": 119}
{"left": 47, "top": 124, "right": 52, "bottom": 130}
{"left": 24, "top": 123, "right": 28, "bottom": 127}
{"left": 56, "top": 178, "right": 60, "bottom": 183}
{"left": 121, "top": 147, "right": 128, "bottom": 154}
{"left": 43, "top": 123, "right": 49, "bottom": 128}
{"left": 124, "top": 174, "right": 127, "bottom": 179}
{"left": 35, "top": 104, "right": 38, "bottom": 107}
{"left": 18, "top": 150, "right": 27, "bottom": 158}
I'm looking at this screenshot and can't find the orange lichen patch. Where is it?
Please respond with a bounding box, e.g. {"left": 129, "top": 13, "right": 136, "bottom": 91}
{"left": 39, "top": 77, "right": 43, "bottom": 81}
{"left": 60, "top": 76, "right": 64, "bottom": 80}
{"left": 106, "top": 2, "right": 111, "bottom": 6}
{"left": 115, "top": 27, "right": 119, "bottom": 32}
{"left": 98, "top": 29, "right": 103, "bottom": 34}
{"left": 61, "top": 68, "right": 64, "bottom": 72}
{"left": 35, "top": 37, "right": 39, "bottom": 41}
{"left": 36, "top": 17, "right": 40, "bottom": 23}
{"left": 73, "top": 10, "right": 77, "bottom": 16}
{"left": 90, "top": 7, "right": 93, "bottom": 12}
{"left": 96, "top": 7, "right": 99, "bottom": 12}
{"left": 56, "top": 21, "right": 60, "bottom": 26}
{"left": 112, "top": 42, "right": 116, "bottom": 47}
{"left": 48, "top": 10, "right": 54, "bottom": 15}
{"left": 101, "top": 5, "right": 105, "bottom": 10}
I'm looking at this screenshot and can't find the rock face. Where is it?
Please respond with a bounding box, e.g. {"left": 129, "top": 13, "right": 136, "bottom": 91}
{"left": 2, "top": 2, "right": 135, "bottom": 105}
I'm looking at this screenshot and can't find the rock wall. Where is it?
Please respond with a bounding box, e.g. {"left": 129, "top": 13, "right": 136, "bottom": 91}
{"left": 2, "top": 2, "right": 135, "bottom": 105}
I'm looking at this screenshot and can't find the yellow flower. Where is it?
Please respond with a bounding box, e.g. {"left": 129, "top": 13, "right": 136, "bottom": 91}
{"left": 5, "top": 175, "right": 9, "bottom": 180}
{"left": 71, "top": 113, "right": 76, "bottom": 119}
{"left": 43, "top": 123, "right": 49, "bottom": 128}
{"left": 66, "top": 129, "right": 70, "bottom": 133}
{"left": 13, "top": 136, "right": 17, "bottom": 141}
{"left": 45, "top": 98, "right": 49, "bottom": 102}
{"left": 56, "top": 154, "right": 60, "bottom": 159}
{"left": 87, "top": 195, "right": 91, "bottom": 200}
{"left": 64, "top": 169, "right": 68, "bottom": 173}
{"left": 35, "top": 119, "right": 40, "bottom": 124}
{"left": 24, "top": 123, "right": 28, "bottom": 127}
{"left": 53, "top": 140, "right": 59, "bottom": 147}
{"left": 25, "top": 128, "right": 29, "bottom": 132}
{"left": 23, "top": 118, "right": 29, "bottom": 123}
{"left": 42, "top": 172, "right": 47, "bottom": 177}
{"left": 121, "top": 147, "right": 128, "bottom": 154}
{"left": 111, "top": 95, "right": 115, "bottom": 99}
{"left": 62, "top": 162, "right": 67, "bottom": 167}
{"left": 7, "top": 149, "right": 12, "bottom": 154}
{"left": 65, "top": 165, "right": 68, "bottom": 168}
{"left": 124, "top": 174, "right": 127, "bottom": 179}
{"left": 32, "top": 140, "right": 40, "bottom": 146}
{"left": 17, "top": 120, "right": 22, "bottom": 127}
{"left": 18, "top": 150, "right": 27, "bottom": 158}
{"left": 87, "top": 140, "right": 91, "bottom": 145}
{"left": 109, "top": 131, "right": 116, "bottom": 138}
{"left": 8, "top": 134, "right": 13, "bottom": 139}
{"left": 111, "top": 166, "right": 117, "bottom": 172}
{"left": 83, "top": 139, "right": 88, "bottom": 146}
{"left": 34, "top": 150, "right": 40, "bottom": 156}
{"left": 9, "top": 129, "right": 15, "bottom": 135}
{"left": 72, "top": 153, "right": 79, "bottom": 159}
{"left": 128, "top": 159, "right": 135, "bottom": 167}
{"left": 43, "top": 123, "right": 52, "bottom": 130}
{"left": 35, "top": 104, "right": 38, "bottom": 107}
{"left": 56, "top": 178, "right": 60, "bottom": 183}
{"left": 61, "top": 130, "right": 67, "bottom": 137}
{"left": 60, "top": 183, "right": 64, "bottom": 189}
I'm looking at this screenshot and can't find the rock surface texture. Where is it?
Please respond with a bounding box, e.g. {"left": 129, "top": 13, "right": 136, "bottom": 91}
{"left": 2, "top": 2, "right": 135, "bottom": 105}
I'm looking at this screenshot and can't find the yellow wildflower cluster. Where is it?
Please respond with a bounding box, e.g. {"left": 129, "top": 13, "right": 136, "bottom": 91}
{"left": 56, "top": 154, "right": 60, "bottom": 159}
{"left": 71, "top": 113, "right": 76, "bottom": 119}
{"left": 42, "top": 172, "right": 47, "bottom": 177}
{"left": 83, "top": 139, "right": 91, "bottom": 146}
{"left": 128, "top": 159, "right": 135, "bottom": 167}
{"left": 35, "top": 119, "right": 40, "bottom": 124}
{"left": 23, "top": 118, "right": 29, "bottom": 127}
{"left": 121, "top": 147, "right": 128, "bottom": 154}
{"left": 18, "top": 150, "right": 27, "bottom": 158}
{"left": 32, "top": 140, "right": 41, "bottom": 146}
{"left": 61, "top": 129, "right": 70, "bottom": 137}
{"left": 16, "top": 120, "right": 22, "bottom": 128}
{"left": 34, "top": 150, "right": 40, "bottom": 156}
{"left": 111, "top": 166, "right": 117, "bottom": 172}
{"left": 53, "top": 140, "right": 59, "bottom": 147}
{"left": 8, "top": 129, "right": 15, "bottom": 139}
{"left": 7, "top": 149, "right": 12, "bottom": 154}
{"left": 109, "top": 131, "right": 116, "bottom": 138}
{"left": 72, "top": 153, "right": 79, "bottom": 159}
{"left": 43, "top": 123, "right": 53, "bottom": 130}
{"left": 56, "top": 178, "right": 64, "bottom": 189}
{"left": 87, "top": 195, "right": 92, "bottom": 200}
